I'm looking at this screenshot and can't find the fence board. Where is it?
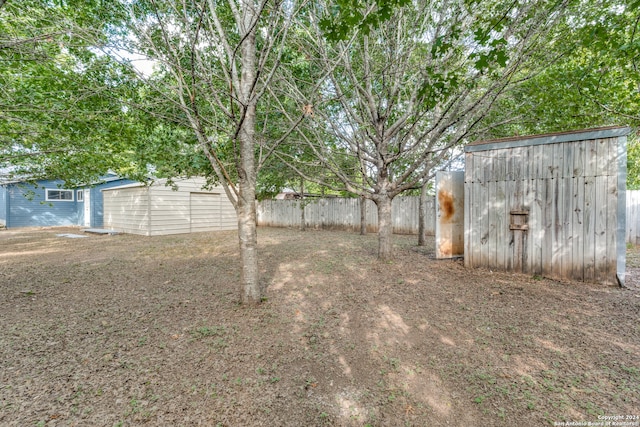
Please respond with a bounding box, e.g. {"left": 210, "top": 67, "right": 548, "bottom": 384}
{"left": 583, "top": 176, "right": 596, "bottom": 281}
{"left": 627, "top": 191, "right": 640, "bottom": 244}
{"left": 257, "top": 196, "right": 435, "bottom": 235}
{"left": 560, "top": 177, "right": 573, "bottom": 279}
{"left": 572, "top": 176, "right": 585, "bottom": 280}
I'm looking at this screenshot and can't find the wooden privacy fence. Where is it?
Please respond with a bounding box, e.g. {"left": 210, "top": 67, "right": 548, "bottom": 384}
{"left": 627, "top": 190, "right": 640, "bottom": 244}
{"left": 256, "top": 196, "right": 435, "bottom": 235}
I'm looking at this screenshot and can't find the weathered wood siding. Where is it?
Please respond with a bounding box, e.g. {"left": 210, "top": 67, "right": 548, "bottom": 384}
{"left": 257, "top": 196, "right": 435, "bottom": 235}
{"left": 103, "top": 178, "right": 237, "bottom": 236}
{"left": 465, "top": 126, "right": 628, "bottom": 286}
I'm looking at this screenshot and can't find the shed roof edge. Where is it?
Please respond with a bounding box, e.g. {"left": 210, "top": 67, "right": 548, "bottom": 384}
{"left": 465, "top": 126, "right": 631, "bottom": 153}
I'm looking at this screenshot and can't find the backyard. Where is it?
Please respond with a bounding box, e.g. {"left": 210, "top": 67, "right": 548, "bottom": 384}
{"left": 0, "top": 227, "right": 639, "bottom": 426}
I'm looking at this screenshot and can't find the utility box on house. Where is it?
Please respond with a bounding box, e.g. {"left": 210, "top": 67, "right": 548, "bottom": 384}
{"left": 464, "top": 126, "right": 629, "bottom": 286}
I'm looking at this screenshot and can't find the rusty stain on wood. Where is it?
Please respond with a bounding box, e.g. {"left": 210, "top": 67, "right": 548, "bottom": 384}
{"left": 436, "top": 171, "right": 465, "bottom": 258}
{"left": 438, "top": 189, "right": 455, "bottom": 223}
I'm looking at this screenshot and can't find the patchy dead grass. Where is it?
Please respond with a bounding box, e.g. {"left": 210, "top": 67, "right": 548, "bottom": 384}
{"left": 0, "top": 227, "right": 638, "bottom": 426}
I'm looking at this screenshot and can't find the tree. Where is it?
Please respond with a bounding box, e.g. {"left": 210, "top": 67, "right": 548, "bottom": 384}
{"left": 114, "top": 0, "right": 310, "bottom": 303}
{"left": 478, "top": 0, "right": 639, "bottom": 137}
{"left": 477, "top": 0, "right": 640, "bottom": 187}
{"left": 282, "top": 0, "right": 570, "bottom": 259}
{"left": 0, "top": 0, "right": 144, "bottom": 185}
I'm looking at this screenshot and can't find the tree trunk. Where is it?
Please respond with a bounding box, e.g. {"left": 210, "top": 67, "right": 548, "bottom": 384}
{"left": 300, "top": 177, "right": 305, "bottom": 231}
{"left": 237, "top": 7, "right": 260, "bottom": 304}
{"left": 237, "top": 187, "right": 259, "bottom": 304}
{"left": 375, "top": 195, "right": 394, "bottom": 259}
{"left": 360, "top": 196, "right": 367, "bottom": 235}
{"left": 418, "top": 181, "right": 429, "bottom": 246}
{"left": 237, "top": 101, "right": 259, "bottom": 303}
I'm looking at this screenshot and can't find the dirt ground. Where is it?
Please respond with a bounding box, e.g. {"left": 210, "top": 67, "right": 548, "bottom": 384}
{"left": 0, "top": 226, "right": 639, "bottom": 427}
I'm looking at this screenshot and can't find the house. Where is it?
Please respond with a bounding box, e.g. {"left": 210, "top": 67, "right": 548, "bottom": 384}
{"left": 0, "top": 174, "right": 135, "bottom": 229}
{"left": 102, "top": 177, "right": 237, "bottom": 236}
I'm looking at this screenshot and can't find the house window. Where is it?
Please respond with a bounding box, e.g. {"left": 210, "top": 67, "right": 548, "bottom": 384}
{"left": 77, "top": 190, "right": 84, "bottom": 202}
{"left": 46, "top": 189, "right": 74, "bottom": 201}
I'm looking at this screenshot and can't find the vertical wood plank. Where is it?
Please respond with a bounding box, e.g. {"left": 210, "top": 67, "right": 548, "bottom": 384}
{"left": 522, "top": 145, "right": 531, "bottom": 181}
{"left": 551, "top": 176, "right": 563, "bottom": 278}
{"left": 585, "top": 139, "right": 598, "bottom": 178}
{"left": 572, "top": 176, "right": 585, "bottom": 281}
{"left": 530, "top": 178, "right": 544, "bottom": 275}
{"left": 594, "top": 176, "right": 608, "bottom": 283}
{"left": 583, "top": 176, "right": 596, "bottom": 281}
{"left": 563, "top": 141, "right": 574, "bottom": 179}
{"left": 472, "top": 153, "right": 488, "bottom": 267}
{"left": 600, "top": 176, "right": 615, "bottom": 284}
{"left": 616, "top": 135, "right": 627, "bottom": 285}
{"left": 541, "top": 178, "right": 553, "bottom": 276}
{"left": 560, "top": 176, "right": 574, "bottom": 279}
{"left": 464, "top": 154, "right": 473, "bottom": 266}
{"left": 480, "top": 152, "right": 490, "bottom": 268}
{"left": 596, "top": 138, "right": 609, "bottom": 177}
{"left": 496, "top": 179, "right": 507, "bottom": 270}
{"left": 487, "top": 180, "right": 497, "bottom": 269}
{"left": 533, "top": 144, "right": 544, "bottom": 179}
{"left": 573, "top": 140, "right": 586, "bottom": 178}
{"left": 552, "top": 143, "right": 563, "bottom": 179}
{"left": 506, "top": 178, "right": 515, "bottom": 271}
{"left": 509, "top": 147, "right": 519, "bottom": 181}
{"left": 472, "top": 182, "right": 481, "bottom": 267}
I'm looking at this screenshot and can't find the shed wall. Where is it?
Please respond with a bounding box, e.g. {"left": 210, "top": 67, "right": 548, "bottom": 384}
{"left": 75, "top": 179, "right": 135, "bottom": 227}
{"left": 147, "top": 180, "right": 236, "bottom": 236}
{"left": 103, "top": 178, "right": 237, "bottom": 236}
{"left": 465, "top": 127, "right": 627, "bottom": 286}
{"left": 103, "top": 187, "right": 151, "bottom": 235}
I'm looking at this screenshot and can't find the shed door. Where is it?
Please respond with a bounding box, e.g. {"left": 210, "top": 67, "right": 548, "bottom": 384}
{"left": 190, "top": 192, "right": 220, "bottom": 232}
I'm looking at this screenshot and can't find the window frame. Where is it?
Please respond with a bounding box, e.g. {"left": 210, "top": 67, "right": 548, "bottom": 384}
{"left": 76, "top": 190, "right": 84, "bottom": 202}
{"left": 45, "top": 188, "right": 74, "bottom": 202}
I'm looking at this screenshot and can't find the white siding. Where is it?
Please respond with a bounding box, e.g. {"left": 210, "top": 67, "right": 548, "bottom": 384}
{"left": 102, "top": 178, "right": 237, "bottom": 236}
{"left": 103, "top": 187, "right": 151, "bottom": 236}
{"left": 190, "top": 192, "right": 221, "bottom": 232}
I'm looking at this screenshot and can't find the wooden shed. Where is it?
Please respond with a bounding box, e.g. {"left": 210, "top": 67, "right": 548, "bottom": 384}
{"left": 464, "top": 126, "right": 629, "bottom": 286}
{"left": 102, "top": 177, "right": 236, "bottom": 236}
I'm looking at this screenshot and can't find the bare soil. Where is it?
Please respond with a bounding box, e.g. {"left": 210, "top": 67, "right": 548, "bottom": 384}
{"left": 1, "top": 227, "right": 639, "bottom": 427}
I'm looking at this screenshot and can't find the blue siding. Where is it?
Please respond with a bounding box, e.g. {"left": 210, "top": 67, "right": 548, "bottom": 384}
{"left": 7, "top": 180, "right": 78, "bottom": 228}
{"left": 4, "top": 176, "right": 137, "bottom": 229}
